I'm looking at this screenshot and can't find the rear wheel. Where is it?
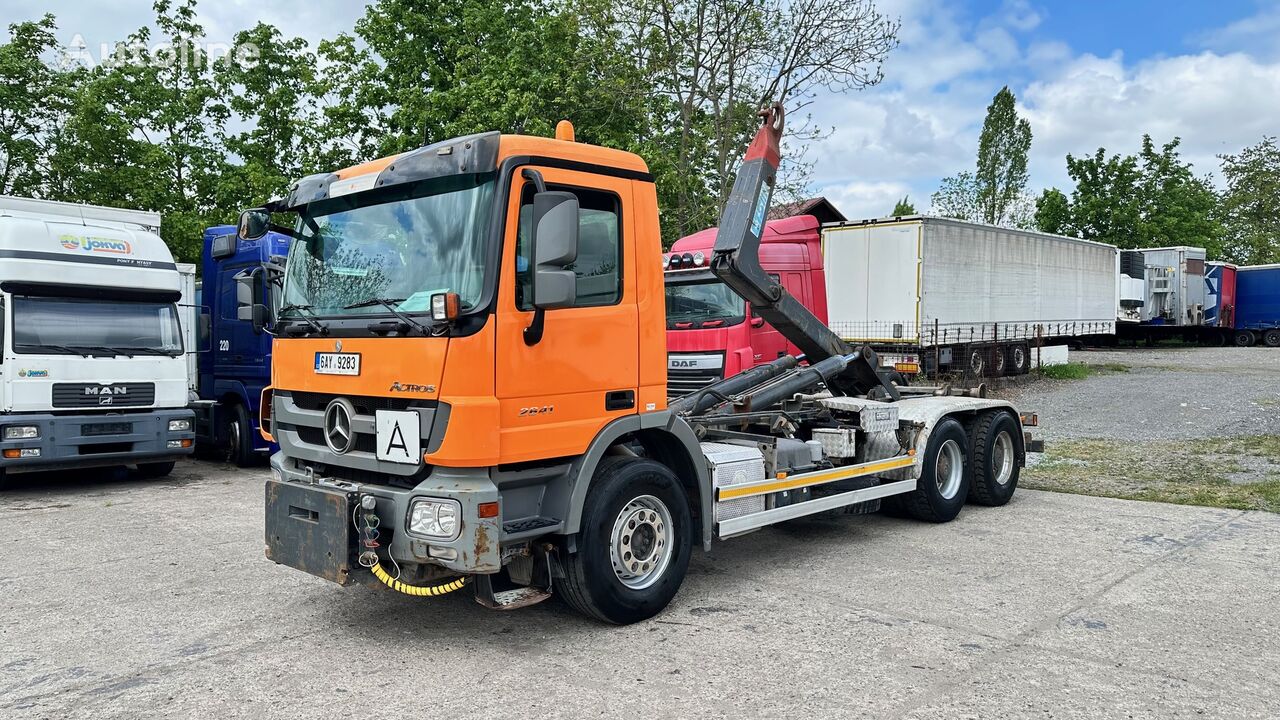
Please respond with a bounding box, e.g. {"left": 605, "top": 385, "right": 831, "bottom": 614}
{"left": 136, "top": 461, "right": 176, "bottom": 479}
{"left": 1263, "top": 329, "right": 1280, "bottom": 348}
{"left": 898, "top": 418, "right": 970, "bottom": 523}
{"left": 968, "top": 411, "right": 1020, "bottom": 506}
{"left": 1234, "top": 330, "right": 1256, "bottom": 347}
{"left": 560, "top": 457, "right": 692, "bottom": 624}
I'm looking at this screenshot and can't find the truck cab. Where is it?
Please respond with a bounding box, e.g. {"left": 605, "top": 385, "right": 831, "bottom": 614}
{"left": 0, "top": 196, "right": 196, "bottom": 483}
{"left": 192, "top": 226, "right": 289, "bottom": 465}
{"left": 664, "top": 215, "right": 828, "bottom": 396}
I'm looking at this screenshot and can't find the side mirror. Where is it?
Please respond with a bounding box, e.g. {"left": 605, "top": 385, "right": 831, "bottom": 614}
{"left": 238, "top": 209, "right": 270, "bottom": 241}
{"left": 250, "top": 304, "right": 269, "bottom": 334}
{"left": 530, "top": 191, "right": 579, "bottom": 309}
{"left": 198, "top": 311, "right": 212, "bottom": 351}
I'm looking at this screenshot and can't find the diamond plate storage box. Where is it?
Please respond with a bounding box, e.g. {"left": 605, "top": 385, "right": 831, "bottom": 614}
{"left": 701, "top": 442, "right": 766, "bottom": 522}
{"left": 818, "top": 397, "right": 900, "bottom": 433}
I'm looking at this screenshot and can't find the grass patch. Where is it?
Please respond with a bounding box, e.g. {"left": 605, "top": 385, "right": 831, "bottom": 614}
{"left": 1025, "top": 436, "right": 1280, "bottom": 512}
{"left": 1038, "top": 362, "right": 1091, "bottom": 380}
{"left": 1036, "top": 362, "right": 1130, "bottom": 380}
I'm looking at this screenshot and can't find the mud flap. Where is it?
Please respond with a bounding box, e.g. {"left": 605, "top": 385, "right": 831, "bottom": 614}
{"left": 265, "top": 479, "right": 356, "bottom": 586}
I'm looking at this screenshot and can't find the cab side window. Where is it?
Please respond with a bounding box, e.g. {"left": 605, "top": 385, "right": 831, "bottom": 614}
{"left": 516, "top": 184, "right": 622, "bottom": 310}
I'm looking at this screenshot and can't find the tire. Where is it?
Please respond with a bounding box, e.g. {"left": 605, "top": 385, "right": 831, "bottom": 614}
{"left": 1234, "top": 330, "right": 1256, "bottom": 347}
{"left": 227, "top": 402, "right": 256, "bottom": 467}
{"left": 1263, "top": 329, "right": 1280, "bottom": 348}
{"left": 136, "top": 461, "right": 176, "bottom": 479}
{"left": 1007, "top": 343, "right": 1030, "bottom": 375}
{"left": 968, "top": 411, "right": 1021, "bottom": 506}
{"left": 989, "top": 346, "right": 1008, "bottom": 377}
{"left": 898, "top": 418, "right": 970, "bottom": 523}
{"left": 560, "top": 457, "right": 692, "bottom": 624}
{"left": 966, "top": 347, "right": 985, "bottom": 377}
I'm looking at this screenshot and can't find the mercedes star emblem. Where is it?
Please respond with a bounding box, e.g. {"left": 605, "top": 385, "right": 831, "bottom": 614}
{"left": 323, "top": 398, "right": 356, "bottom": 454}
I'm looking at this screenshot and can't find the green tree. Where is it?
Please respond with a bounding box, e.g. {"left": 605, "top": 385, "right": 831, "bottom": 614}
{"left": 1063, "top": 148, "right": 1142, "bottom": 246}
{"left": 1135, "top": 136, "right": 1222, "bottom": 255}
{"left": 974, "top": 86, "right": 1032, "bottom": 226}
{"left": 1219, "top": 136, "right": 1280, "bottom": 264}
{"left": 212, "top": 23, "right": 319, "bottom": 208}
{"left": 891, "top": 195, "right": 915, "bottom": 215}
{"left": 1034, "top": 187, "right": 1070, "bottom": 235}
{"left": 0, "top": 15, "right": 71, "bottom": 196}
{"left": 930, "top": 172, "right": 979, "bottom": 221}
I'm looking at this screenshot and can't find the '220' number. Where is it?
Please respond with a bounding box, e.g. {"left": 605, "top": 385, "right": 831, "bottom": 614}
{"left": 518, "top": 405, "right": 555, "bottom": 417}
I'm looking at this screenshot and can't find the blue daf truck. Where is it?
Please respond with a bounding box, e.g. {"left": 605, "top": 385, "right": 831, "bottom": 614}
{"left": 191, "top": 226, "right": 289, "bottom": 465}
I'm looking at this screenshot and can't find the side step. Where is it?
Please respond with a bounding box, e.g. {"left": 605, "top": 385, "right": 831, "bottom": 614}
{"left": 716, "top": 478, "right": 917, "bottom": 539}
{"left": 473, "top": 573, "right": 552, "bottom": 610}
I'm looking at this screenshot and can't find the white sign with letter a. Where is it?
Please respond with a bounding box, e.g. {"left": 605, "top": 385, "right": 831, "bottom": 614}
{"left": 376, "top": 410, "right": 421, "bottom": 464}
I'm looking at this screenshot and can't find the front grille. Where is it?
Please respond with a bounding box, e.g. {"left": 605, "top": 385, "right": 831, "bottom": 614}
{"left": 667, "top": 369, "right": 723, "bottom": 398}
{"left": 53, "top": 383, "right": 155, "bottom": 409}
{"left": 289, "top": 391, "right": 427, "bottom": 415}
{"left": 297, "top": 426, "right": 378, "bottom": 454}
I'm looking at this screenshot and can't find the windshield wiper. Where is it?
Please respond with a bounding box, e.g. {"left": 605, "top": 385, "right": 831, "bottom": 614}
{"left": 278, "top": 303, "right": 328, "bottom": 334}
{"left": 342, "top": 297, "right": 430, "bottom": 334}
{"left": 14, "top": 343, "right": 92, "bottom": 358}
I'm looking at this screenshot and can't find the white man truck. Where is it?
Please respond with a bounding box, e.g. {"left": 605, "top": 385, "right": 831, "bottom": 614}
{"left": 0, "top": 196, "right": 196, "bottom": 485}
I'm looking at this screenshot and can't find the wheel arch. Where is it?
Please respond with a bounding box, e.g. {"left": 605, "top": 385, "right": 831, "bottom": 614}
{"left": 564, "top": 412, "right": 713, "bottom": 552}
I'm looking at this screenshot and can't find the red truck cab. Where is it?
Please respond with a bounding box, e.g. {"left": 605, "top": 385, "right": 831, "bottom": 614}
{"left": 664, "top": 215, "right": 828, "bottom": 396}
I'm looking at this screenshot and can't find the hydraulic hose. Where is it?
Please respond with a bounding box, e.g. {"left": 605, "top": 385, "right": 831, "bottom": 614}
{"left": 370, "top": 562, "right": 468, "bottom": 597}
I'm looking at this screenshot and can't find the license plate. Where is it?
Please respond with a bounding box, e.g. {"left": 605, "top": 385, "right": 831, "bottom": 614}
{"left": 82, "top": 422, "right": 131, "bottom": 436}
{"left": 314, "top": 352, "right": 361, "bottom": 376}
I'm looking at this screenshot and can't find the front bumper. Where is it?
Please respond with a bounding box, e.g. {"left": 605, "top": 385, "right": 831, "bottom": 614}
{"left": 0, "top": 409, "right": 195, "bottom": 474}
{"left": 268, "top": 453, "right": 501, "bottom": 579}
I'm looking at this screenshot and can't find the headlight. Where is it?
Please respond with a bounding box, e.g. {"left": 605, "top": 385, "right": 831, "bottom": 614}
{"left": 168, "top": 418, "right": 192, "bottom": 432}
{"left": 4, "top": 426, "right": 39, "bottom": 440}
{"left": 407, "top": 498, "right": 461, "bottom": 540}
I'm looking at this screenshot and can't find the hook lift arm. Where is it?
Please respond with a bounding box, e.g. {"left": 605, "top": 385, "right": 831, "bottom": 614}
{"left": 708, "top": 103, "right": 899, "bottom": 400}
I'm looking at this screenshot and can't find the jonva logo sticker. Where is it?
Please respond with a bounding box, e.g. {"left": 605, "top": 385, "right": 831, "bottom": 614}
{"left": 60, "top": 234, "right": 133, "bottom": 255}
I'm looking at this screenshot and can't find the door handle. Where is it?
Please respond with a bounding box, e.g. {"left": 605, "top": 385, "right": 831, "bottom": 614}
{"left": 605, "top": 390, "right": 635, "bottom": 411}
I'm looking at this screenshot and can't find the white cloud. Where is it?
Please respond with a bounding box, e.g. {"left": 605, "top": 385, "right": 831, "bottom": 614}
{"left": 816, "top": 179, "right": 915, "bottom": 219}
{"left": 1197, "top": 4, "right": 1280, "bottom": 59}
{"left": 1022, "top": 51, "right": 1280, "bottom": 190}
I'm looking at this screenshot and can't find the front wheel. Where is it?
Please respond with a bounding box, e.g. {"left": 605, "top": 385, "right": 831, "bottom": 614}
{"left": 227, "top": 403, "right": 256, "bottom": 467}
{"left": 560, "top": 457, "right": 692, "bottom": 624}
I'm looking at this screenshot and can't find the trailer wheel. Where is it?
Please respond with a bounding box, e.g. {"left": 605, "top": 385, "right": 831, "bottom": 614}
{"left": 227, "top": 402, "right": 256, "bottom": 467}
{"left": 968, "top": 411, "right": 1020, "bottom": 506}
{"left": 966, "top": 347, "right": 986, "bottom": 377}
{"left": 898, "top": 418, "right": 970, "bottom": 523}
{"left": 1007, "top": 343, "right": 1030, "bottom": 375}
{"left": 989, "top": 347, "right": 1008, "bottom": 377}
{"left": 560, "top": 457, "right": 692, "bottom": 624}
{"left": 1263, "top": 329, "right": 1280, "bottom": 348}
{"left": 1234, "top": 330, "right": 1256, "bottom": 347}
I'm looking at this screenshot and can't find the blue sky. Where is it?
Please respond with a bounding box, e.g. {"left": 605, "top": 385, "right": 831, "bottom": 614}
{"left": 5, "top": 0, "right": 1279, "bottom": 219}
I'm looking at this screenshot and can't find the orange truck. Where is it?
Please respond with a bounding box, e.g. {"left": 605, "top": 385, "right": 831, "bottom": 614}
{"left": 241, "top": 110, "right": 1033, "bottom": 624}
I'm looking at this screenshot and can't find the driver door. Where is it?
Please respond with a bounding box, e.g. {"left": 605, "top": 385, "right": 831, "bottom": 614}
{"left": 494, "top": 166, "right": 639, "bottom": 463}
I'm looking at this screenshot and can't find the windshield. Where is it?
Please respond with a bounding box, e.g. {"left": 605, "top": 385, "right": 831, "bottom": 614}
{"left": 12, "top": 296, "right": 183, "bottom": 356}
{"left": 665, "top": 281, "right": 746, "bottom": 329}
{"left": 281, "top": 175, "right": 495, "bottom": 318}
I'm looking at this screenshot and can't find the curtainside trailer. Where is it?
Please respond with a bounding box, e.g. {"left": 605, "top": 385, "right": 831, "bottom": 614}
{"left": 823, "top": 216, "right": 1117, "bottom": 377}
{"left": 1233, "top": 264, "right": 1280, "bottom": 347}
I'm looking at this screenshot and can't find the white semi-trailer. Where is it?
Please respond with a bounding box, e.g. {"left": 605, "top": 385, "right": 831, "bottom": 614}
{"left": 823, "top": 216, "right": 1118, "bottom": 377}
{"left": 0, "top": 196, "right": 196, "bottom": 485}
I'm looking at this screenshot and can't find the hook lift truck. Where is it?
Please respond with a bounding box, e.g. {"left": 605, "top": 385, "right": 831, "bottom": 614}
{"left": 247, "top": 105, "right": 1036, "bottom": 624}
